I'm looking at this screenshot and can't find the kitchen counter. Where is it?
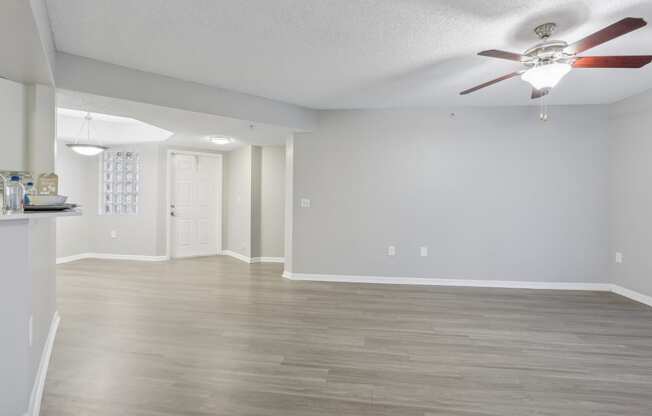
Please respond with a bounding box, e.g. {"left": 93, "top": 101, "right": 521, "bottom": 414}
{"left": 0, "top": 209, "right": 81, "bottom": 221}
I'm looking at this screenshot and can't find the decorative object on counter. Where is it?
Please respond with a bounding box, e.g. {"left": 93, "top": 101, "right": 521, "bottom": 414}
{"left": 37, "top": 172, "right": 59, "bottom": 196}
{"left": 4, "top": 175, "right": 25, "bottom": 214}
{"left": 66, "top": 112, "right": 109, "bottom": 156}
{"left": 29, "top": 195, "right": 68, "bottom": 205}
{"left": 24, "top": 181, "right": 35, "bottom": 206}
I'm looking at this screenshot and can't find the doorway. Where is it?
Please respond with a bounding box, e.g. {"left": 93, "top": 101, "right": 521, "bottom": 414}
{"left": 167, "top": 151, "right": 222, "bottom": 258}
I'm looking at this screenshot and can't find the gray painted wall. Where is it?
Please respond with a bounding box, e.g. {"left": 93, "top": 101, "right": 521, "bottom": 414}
{"left": 91, "top": 143, "right": 160, "bottom": 256}
{"left": 0, "top": 77, "right": 27, "bottom": 171}
{"left": 26, "top": 84, "right": 56, "bottom": 175}
{"left": 291, "top": 106, "right": 610, "bottom": 282}
{"left": 251, "top": 146, "right": 262, "bottom": 258}
{"left": 223, "top": 145, "right": 253, "bottom": 257}
{"left": 56, "top": 142, "right": 161, "bottom": 258}
{"left": 223, "top": 145, "right": 286, "bottom": 259}
{"left": 260, "top": 146, "right": 286, "bottom": 258}
{"left": 57, "top": 142, "right": 286, "bottom": 260}
{"left": 56, "top": 143, "right": 93, "bottom": 257}
{"left": 609, "top": 90, "right": 652, "bottom": 298}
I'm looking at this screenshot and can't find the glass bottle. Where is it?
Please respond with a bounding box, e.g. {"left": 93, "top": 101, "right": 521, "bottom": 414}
{"left": 4, "top": 175, "right": 25, "bottom": 214}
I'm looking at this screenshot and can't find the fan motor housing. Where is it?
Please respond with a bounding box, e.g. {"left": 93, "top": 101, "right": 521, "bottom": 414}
{"left": 522, "top": 40, "right": 572, "bottom": 67}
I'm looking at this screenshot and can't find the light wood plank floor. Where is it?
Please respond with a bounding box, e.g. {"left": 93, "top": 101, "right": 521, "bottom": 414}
{"left": 43, "top": 256, "right": 652, "bottom": 415}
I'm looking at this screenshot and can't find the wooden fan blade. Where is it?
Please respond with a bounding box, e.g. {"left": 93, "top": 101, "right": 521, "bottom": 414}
{"left": 478, "top": 49, "right": 524, "bottom": 62}
{"left": 460, "top": 71, "right": 523, "bottom": 95}
{"left": 531, "top": 88, "right": 550, "bottom": 99}
{"left": 573, "top": 55, "right": 652, "bottom": 68}
{"left": 566, "top": 18, "right": 647, "bottom": 55}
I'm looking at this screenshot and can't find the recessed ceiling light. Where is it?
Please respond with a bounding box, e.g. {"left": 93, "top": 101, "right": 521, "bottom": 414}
{"left": 208, "top": 136, "right": 234, "bottom": 145}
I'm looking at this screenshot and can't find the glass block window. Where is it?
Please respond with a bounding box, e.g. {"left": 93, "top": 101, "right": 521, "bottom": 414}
{"left": 100, "top": 150, "right": 140, "bottom": 215}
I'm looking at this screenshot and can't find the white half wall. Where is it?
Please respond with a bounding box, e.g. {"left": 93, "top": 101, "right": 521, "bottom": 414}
{"left": 291, "top": 106, "right": 610, "bottom": 283}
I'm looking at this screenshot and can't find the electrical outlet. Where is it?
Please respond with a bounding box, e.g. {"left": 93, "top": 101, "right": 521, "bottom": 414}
{"left": 420, "top": 246, "right": 428, "bottom": 257}
{"left": 29, "top": 316, "right": 33, "bottom": 347}
{"left": 110, "top": 230, "right": 118, "bottom": 239}
{"left": 388, "top": 245, "right": 396, "bottom": 256}
{"left": 615, "top": 252, "right": 623, "bottom": 264}
{"left": 300, "top": 198, "right": 311, "bottom": 208}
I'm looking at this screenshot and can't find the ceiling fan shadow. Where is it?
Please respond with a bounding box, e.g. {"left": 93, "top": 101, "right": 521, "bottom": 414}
{"left": 441, "top": 0, "right": 540, "bottom": 18}
{"left": 507, "top": 1, "right": 590, "bottom": 44}
{"left": 318, "top": 55, "right": 487, "bottom": 108}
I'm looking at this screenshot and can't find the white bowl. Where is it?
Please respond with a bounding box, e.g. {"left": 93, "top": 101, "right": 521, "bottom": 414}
{"left": 29, "top": 195, "right": 68, "bottom": 206}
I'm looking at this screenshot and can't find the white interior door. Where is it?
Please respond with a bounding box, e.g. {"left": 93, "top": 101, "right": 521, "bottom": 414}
{"left": 171, "top": 153, "right": 221, "bottom": 258}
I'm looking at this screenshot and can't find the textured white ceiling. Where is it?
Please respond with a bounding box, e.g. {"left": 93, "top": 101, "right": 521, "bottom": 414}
{"left": 57, "top": 90, "right": 293, "bottom": 150}
{"left": 46, "top": 0, "right": 652, "bottom": 109}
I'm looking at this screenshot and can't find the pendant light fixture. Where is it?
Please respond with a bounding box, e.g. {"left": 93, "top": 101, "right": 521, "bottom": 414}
{"left": 66, "top": 113, "right": 109, "bottom": 156}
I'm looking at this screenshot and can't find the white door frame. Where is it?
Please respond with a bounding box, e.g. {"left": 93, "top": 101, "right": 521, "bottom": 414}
{"left": 165, "top": 149, "right": 223, "bottom": 259}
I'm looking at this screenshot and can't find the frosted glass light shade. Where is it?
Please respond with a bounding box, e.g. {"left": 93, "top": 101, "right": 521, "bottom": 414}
{"left": 521, "top": 63, "right": 572, "bottom": 90}
{"left": 67, "top": 144, "right": 109, "bottom": 156}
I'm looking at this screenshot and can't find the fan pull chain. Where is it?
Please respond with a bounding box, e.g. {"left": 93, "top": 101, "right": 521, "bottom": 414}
{"left": 539, "top": 94, "right": 549, "bottom": 122}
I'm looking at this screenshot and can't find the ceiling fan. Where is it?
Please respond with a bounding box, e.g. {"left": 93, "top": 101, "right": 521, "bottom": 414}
{"left": 460, "top": 17, "right": 652, "bottom": 99}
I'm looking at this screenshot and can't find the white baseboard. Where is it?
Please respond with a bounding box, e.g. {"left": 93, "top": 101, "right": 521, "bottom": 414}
{"left": 611, "top": 284, "right": 652, "bottom": 307}
{"left": 55, "top": 253, "right": 89, "bottom": 264}
{"left": 282, "top": 272, "right": 612, "bottom": 291}
{"left": 58, "top": 257, "right": 652, "bottom": 307}
{"left": 90, "top": 253, "right": 169, "bottom": 262}
{"left": 283, "top": 272, "right": 652, "bottom": 308}
{"left": 222, "top": 251, "right": 284, "bottom": 264}
{"left": 59, "top": 252, "right": 283, "bottom": 265}
{"left": 25, "top": 311, "right": 60, "bottom": 416}
{"left": 252, "top": 257, "right": 285, "bottom": 264}
{"left": 221, "top": 250, "right": 252, "bottom": 263}
{"left": 56, "top": 253, "right": 169, "bottom": 264}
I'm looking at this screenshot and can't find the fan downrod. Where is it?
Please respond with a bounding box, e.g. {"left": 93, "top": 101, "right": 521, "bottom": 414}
{"left": 534, "top": 22, "right": 557, "bottom": 40}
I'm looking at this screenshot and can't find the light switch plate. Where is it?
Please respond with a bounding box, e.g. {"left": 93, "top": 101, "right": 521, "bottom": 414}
{"left": 615, "top": 252, "right": 623, "bottom": 264}
{"left": 300, "top": 198, "right": 311, "bottom": 208}
{"left": 388, "top": 246, "right": 396, "bottom": 256}
{"left": 420, "top": 246, "right": 428, "bottom": 257}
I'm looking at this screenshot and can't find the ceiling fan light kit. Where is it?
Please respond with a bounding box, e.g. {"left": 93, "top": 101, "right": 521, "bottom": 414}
{"left": 521, "top": 62, "right": 572, "bottom": 90}
{"left": 460, "top": 17, "right": 652, "bottom": 106}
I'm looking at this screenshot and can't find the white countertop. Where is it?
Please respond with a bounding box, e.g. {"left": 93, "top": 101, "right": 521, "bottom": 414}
{"left": 0, "top": 209, "right": 82, "bottom": 222}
